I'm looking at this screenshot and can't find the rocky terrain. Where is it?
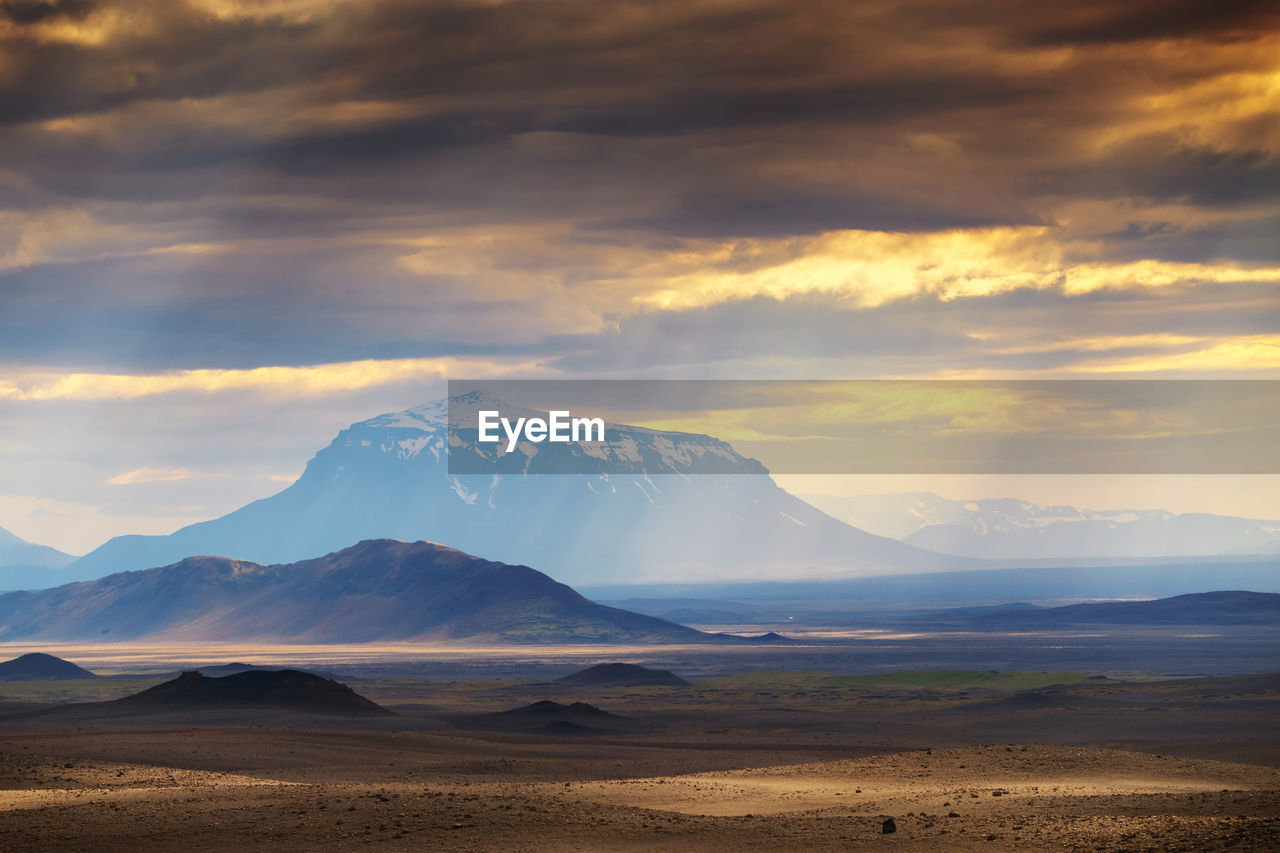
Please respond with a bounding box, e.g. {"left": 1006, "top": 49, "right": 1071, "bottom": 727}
{"left": 1, "top": 664, "right": 1278, "bottom": 850}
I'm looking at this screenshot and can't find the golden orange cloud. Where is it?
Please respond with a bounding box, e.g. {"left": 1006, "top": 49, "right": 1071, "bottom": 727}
{"left": 630, "top": 227, "right": 1280, "bottom": 310}
{"left": 0, "top": 357, "right": 541, "bottom": 402}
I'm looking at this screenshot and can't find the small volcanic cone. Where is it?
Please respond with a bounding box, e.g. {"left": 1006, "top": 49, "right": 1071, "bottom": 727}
{"left": 556, "top": 662, "right": 690, "bottom": 687}
{"left": 115, "top": 669, "right": 388, "bottom": 715}
{"left": 0, "top": 652, "right": 97, "bottom": 681}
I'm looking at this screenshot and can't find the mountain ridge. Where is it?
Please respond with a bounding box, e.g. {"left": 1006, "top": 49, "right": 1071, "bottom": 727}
{"left": 0, "top": 525, "right": 77, "bottom": 591}
{"left": 912, "top": 591, "right": 1280, "bottom": 629}
{"left": 0, "top": 538, "right": 740, "bottom": 644}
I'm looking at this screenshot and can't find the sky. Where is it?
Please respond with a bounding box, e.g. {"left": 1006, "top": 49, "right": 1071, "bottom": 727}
{"left": 1, "top": 0, "right": 1278, "bottom": 553}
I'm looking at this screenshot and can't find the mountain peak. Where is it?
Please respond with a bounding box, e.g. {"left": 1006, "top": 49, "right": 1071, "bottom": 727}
{"left": 363, "top": 391, "right": 517, "bottom": 431}
{"left": 0, "top": 525, "right": 77, "bottom": 591}
{"left": 60, "top": 400, "right": 962, "bottom": 587}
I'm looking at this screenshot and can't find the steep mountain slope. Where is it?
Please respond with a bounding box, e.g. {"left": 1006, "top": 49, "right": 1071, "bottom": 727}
{"left": 63, "top": 395, "right": 963, "bottom": 586}
{"left": 0, "top": 525, "right": 76, "bottom": 591}
{"left": 802, "top": 491, "right": 1280, "bottom": 559}
{"left": 0, "top": 539, "right": 727, "bottom": 644}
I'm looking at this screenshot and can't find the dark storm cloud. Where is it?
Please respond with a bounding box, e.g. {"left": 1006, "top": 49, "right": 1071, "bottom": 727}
{"left": 588, "top": 184, "right": 1038, "bottom": 237}
{"left": 1032, "top": 138, "right": 1280, "bottom": 207}
{"left": 1019, "top": 0, "right": 1280, "bottom": 46}
{"left": 0, "top": 12, "right": 318, "bottom": 125}
{"left": 0, "top": 0, "right": 1276, "bottom": 374}
{"left": 0, "top": 0, "right": 93, "bottom": 25}
{"left": 1100, "top": 216, "right": 1280, "bottom": 264}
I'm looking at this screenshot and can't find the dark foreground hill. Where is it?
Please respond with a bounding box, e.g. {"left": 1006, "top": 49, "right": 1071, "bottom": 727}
{"left": 157, "top": 662, "right": 354, "bottom": 681}
{"left": 116, "top": 670, "right": 388, "bottom": 715}
{"left": 0, "top": 539, "right": 720, "bottom": 644}
{"left": 557, "top": 663, "right": 690, "bottom": 687}
{"left": 0, "top": 652, "right": 97, "bottom": 681}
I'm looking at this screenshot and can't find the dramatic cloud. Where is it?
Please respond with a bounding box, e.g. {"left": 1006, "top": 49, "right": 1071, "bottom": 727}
{"left": 0, "top": 0, "right": 1277, "bottom": 547}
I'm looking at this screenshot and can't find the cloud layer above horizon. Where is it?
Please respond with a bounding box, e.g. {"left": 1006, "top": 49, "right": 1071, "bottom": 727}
{"left": 2, "top": 0, "right": 1278, "bottom": 379}
{"left": 1, "top": 0, "right": 1279, "bottom": 550}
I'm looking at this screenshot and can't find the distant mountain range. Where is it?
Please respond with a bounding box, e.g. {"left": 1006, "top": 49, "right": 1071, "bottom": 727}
{"left": 588, "top": 560, "right": 1280, "bottom": 617}
{"left": 801, "top": 492, "right": 1280, "bottom": 560}
{"left": 604, "top": 589, "right": 1280, "bottom": 630}
{"left": 49, "top": 393, "right": 964, "bottom": 589}
{"left": 0, "top": 525, "right": 75, "bottom": 591}
{"left": 0, "top": 539, "right": 737, "bottom": 644}
{"left": 909, "top": 591, "right": 1280, "bottom": 630}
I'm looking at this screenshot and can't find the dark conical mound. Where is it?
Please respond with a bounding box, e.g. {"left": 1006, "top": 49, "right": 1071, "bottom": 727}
{"left": 455, "top": 699, "right": 634, "bottom": 734}
{"left": 116, "top": 669, "right": 388, "bottom": 715}
{"left": 725, "top": 631, "right": 796, "bottom": 643}
{"left": 0, "top": 652, "right": 97, "bottom": 681}
{"left": 494, "top": 700, "right": 622, "bottom": 721}
{"left": 557, "top": 662, "right": 690, "bottom": 687}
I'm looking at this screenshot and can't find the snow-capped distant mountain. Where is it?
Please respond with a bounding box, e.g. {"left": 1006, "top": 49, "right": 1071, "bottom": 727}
{"left": 0, "top": 525, "right": 76, "bottom": 591}
{"left": 800, "top": 491, "right": 1280, "bottom": 560}
{"left": 60, "top": 396, "right": 966, "bottom": 587}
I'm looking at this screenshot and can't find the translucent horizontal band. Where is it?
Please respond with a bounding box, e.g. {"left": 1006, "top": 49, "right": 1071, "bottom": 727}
{"left": 445, "top": 379, "right": 1280, "bottom": 475}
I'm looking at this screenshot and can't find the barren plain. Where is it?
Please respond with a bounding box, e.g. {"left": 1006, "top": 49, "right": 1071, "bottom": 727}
{"left": 1, "top": 640, "right": 1278, "bottom": 851}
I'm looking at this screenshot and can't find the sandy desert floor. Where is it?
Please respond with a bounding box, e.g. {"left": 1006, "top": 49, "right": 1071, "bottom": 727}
{"left": 0, "top": 734, "right": 1277, "bottom": 851}
{"left": 2, "top": 668, "right": 1279, "bottom": 851}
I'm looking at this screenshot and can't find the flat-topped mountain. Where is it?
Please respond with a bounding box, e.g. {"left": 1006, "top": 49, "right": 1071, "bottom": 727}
{"left": 116, "top": 670, "right": 387, "bottom": 715}
{"left": 0, "top": 539, "right": 723, "bottom": 644}
{"left": 0, "top": 652, "right": 97, "bottom": 681}
{"left": 61, "top": 394, "right": 965, "bottom": 587}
